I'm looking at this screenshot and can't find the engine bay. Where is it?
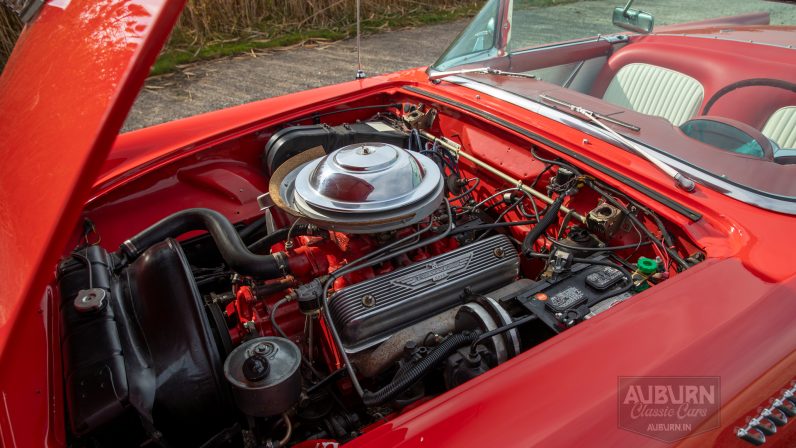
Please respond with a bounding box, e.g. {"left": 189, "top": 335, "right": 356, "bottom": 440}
{"left": 57, "top": 102, "right": 704, "bottom": 447}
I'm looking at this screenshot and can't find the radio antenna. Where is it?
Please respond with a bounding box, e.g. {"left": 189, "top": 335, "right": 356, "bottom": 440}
{"left": 355, "top": 0, "right": 366, "bottom": 79}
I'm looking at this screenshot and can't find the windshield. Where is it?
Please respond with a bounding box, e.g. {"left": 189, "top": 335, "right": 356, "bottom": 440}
{"left": 431, "top": 0, "right": 796, "bottom": 212}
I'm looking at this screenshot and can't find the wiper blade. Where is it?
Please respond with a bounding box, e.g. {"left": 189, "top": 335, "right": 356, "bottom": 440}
{"left": 540, "top": 94, "right": 696, "bottom": 192}
{"left": 541, "top": 95, "right": 639, "bottom": 131}
{"left": 429, "top": 67, "right": 537, "bottom": 82}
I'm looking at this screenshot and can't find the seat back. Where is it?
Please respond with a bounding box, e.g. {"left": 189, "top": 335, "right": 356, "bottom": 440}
{"left": 602, "top": 63, "right": 704, "bottom": 126}
{"left": 762, "top": 106, "right": 796, "bottom": 150}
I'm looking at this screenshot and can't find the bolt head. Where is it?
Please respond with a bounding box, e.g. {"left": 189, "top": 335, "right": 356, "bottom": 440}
{"left": 361, "top": 294, "right": 376, "bottom": 308}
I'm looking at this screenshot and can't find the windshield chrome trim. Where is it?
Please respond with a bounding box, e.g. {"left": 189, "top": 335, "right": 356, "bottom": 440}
{"left": 417, "top": 75, "right": 796, "bottom": 215}
{"left": 430, "top": 34, "right": 627, "bottom": 73}
{"left": 507, "top": 34, "right": 628, "bottom": 56}
{"left": 433, "top": 48, "right": 498, "bottom": 72}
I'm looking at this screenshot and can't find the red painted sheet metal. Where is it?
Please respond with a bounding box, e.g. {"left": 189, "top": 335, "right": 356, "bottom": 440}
{"left": 346, "top": 259, "right": 796, "bottom": 447}
{"left": 0, "top": 1, "right": 184, "bottom": 445}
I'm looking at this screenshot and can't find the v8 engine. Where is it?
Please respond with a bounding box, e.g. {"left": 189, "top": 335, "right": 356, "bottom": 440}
{"left": 58, "top": 105, "right": 703, "bottom": 447}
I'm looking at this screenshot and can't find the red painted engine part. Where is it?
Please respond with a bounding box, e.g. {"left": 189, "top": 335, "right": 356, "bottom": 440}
{"left": 284, "top": 230, "right": 459, "bottom": 287}
{"left": 226, "top": 228, "right": 460, "bottom": 371}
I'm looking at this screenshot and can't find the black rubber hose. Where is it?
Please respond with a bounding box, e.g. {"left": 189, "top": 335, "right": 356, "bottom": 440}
{"left": 306, "top": 368, "right": 347, "bottom": 395}
{"left": 117, "top": 208, "right": 287, "bottom": 279}
{"left": 248, "top": 224, "right": 314, "bottom": 254}
{"left": 449, "top": 219, "right": 539, "bottom": 236}
{"left": 238, "top": 216, "right": 266, "bottom": 242}
{"left": 362, "top": 331, "right": 479, "bottom": 407}
{"left": 531, "top": 147, "right": 580, "bottom": 176}
{"left": 547, "top": 238, "right": 652, "bottom": 252}
{"left": 469, "top": 314, "right": 537, "bottom": 355}
{"left": 521, "top": 192, "right": 567, "bottom": 255}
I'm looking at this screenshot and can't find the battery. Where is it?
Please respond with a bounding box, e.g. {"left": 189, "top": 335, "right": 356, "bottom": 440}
{"left": 496, "top": 255, "right": 631, "bottom": 333}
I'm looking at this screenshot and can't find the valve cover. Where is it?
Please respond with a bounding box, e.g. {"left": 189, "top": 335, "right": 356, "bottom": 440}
{"left": 329, "top": 234, "right": 519, "bottom": 352}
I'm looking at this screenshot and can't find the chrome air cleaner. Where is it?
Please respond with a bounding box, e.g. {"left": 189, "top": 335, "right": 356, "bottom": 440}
{"left": 272, "top": 143, "right": 443, "bottom": 233}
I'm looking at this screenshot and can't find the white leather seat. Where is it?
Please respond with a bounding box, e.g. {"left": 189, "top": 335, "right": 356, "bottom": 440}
{"left": 762, "top": 106, "right": 796, "bottom": 150}
{"left": 602, "top": 63, "right": 704, "bottom": 126}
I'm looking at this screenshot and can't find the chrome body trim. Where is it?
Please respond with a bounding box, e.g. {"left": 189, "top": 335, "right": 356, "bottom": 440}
{"left": 427, "top": 74, "right": 796, "bottom": 215}
{"left": 736, "top": 380, "right": 796, "bottom": 445}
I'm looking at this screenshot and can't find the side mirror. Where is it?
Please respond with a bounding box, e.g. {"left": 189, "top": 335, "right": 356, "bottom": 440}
{"left": 612, "top": 5, "right": 654, "bottom": 34}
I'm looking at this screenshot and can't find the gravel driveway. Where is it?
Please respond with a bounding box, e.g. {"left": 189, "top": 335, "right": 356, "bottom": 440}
{"left": 123, "top": 0, "right": 795, "bottom": 131}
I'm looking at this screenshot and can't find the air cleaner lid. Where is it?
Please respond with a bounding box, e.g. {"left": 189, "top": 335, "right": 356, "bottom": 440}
{"left": 294, "top": 142, "right": 440, "bottom": 213}
{"left": 272, "top": 143, "right": 444, "bottom": 233}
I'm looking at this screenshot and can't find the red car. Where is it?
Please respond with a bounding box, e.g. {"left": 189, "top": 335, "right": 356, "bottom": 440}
{"left": 1, "top": 0, "right": 795, "bottom": 446}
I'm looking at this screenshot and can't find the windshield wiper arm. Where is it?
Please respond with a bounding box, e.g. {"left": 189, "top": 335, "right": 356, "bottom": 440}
{"left": 429, "top": 67, "right": 537, "bottom": 82}
{"left": 540, "top": 94, "right": 696, "bottom": 192}
{"left": 542, "top": 95, "right": 639, "bottom": 131}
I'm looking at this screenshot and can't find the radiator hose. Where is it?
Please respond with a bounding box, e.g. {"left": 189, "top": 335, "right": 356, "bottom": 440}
{"left": 117, "top": 208, "right": 287, "bottom": 279}
{"left": 362, "top": 331, "right": 479, "bottom": 407}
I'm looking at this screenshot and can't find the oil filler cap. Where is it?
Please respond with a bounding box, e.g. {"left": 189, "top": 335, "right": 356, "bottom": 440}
{"left": 242, "top": 355, "right": 270, "bottom": 382}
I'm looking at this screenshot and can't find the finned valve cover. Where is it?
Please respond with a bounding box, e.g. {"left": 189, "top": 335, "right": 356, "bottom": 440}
{"left": 330, "top": 234, "right": 520, "bottom": 352}
{"left": 272, "top": 142, "right": 444, "bottom": 233}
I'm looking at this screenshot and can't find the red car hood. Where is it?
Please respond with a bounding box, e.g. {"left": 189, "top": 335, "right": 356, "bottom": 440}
{"left": 0, "top": 0, "right": 183, "bottom": 360}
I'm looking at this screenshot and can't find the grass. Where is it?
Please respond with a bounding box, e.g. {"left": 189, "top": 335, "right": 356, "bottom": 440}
{"left": 151, "top": 3, "right": 482, "bottom": 76}
{"left": 0, "top": 7, "right": 21, "bottom": 70}
{"left": 1, "top": 0, "right": 584, "bottom": 75}
{"left": 151, "top": 30, "right": 347, "bottom": 76}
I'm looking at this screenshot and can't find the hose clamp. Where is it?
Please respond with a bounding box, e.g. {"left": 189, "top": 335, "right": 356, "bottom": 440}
{"left": 121, "top": 239, "right": 138, "bottom": 258}
{"left": 274, "top": 252, "right": 290, "bottom": 277}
